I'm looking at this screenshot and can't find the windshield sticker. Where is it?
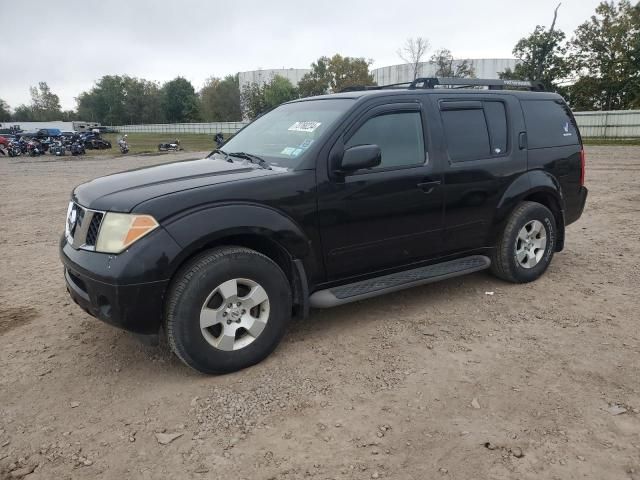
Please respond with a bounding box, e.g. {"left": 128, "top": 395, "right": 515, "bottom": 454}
{"left": 562, "top": 122, "right": 572, "bottom": 137}
{"left": 280, "top": 147, "right": 296, "bottom": 156}
{"left": 288, "top": 121, "right": 322, "bottom": 133}
{"left": 291, "top": 148, "right": 303, "bottom": 157}
{"left": 299, "top": 139, "right": 314, "bottom": 149}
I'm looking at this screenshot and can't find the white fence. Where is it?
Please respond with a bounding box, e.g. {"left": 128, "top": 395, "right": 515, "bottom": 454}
{"left": 573, "top": 110, "right": 640, "bottom": 138}
{"left": 110, "top": 122, "right": 249, "bottom": 135}
{"left": 106, "top": 110, "right": 640, "bottom": 138}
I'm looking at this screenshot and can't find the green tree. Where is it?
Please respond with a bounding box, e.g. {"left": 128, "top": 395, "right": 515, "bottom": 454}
{"left": 240, "top": 75, "right": 298, "bottom": 120}
{"left": 430, "top": 49, "right": 475, "bottom": 78}
{"left": 12, "top": 105, "right": 33, "bottom": 122}
{"left": 27, "top": 82, "right": 62, "bottom": 121}
{"left": 161, "top": 77, "right": 200, "bottom": 123}
{"left": 0, "top": 99, "right": 11, "bottom": 121}
{"left": 298, "top": 54, "right": 375, "bottom": 97}
{"left": 200, "top": 75, "right": 242, "bottom": 121}
{"left": 567, "top": 0, "right": 640, "bottom": 110}
{"left": 77, "top": 75, "right": 165, "bottom": 124}
{"left": 499, "top": 5, "right": 569, "bottom": 90}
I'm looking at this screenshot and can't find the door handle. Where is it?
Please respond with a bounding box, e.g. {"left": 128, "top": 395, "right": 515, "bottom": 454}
{"left": 417, "top": 180, "right": 441, "bottom": 194}
{"left": 518, "top": 132, "right": 527, "bottom": 150}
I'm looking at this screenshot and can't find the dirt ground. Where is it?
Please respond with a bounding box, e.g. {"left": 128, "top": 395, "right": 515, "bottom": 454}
{"left": 0, "top": 147, "right": 639, "bottom": 480}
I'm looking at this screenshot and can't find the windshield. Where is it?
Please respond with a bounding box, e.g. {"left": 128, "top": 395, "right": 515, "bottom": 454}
{"left": 220, "top": 99, "right": 354, "bottom": 168}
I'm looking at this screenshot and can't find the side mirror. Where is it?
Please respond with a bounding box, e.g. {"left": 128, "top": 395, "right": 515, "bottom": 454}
{"left": 339, "top": 144, "right": 381, "bottom": 173}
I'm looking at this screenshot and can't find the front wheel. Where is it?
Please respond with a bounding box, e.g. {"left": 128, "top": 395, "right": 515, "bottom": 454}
{"left": 490, "top": 201, "right": 556, "bottom": 283}
{"left": 166, "top": 246, "right": 292, "bottom": 374}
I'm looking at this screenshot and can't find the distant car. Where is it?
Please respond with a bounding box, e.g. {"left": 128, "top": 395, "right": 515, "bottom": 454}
{"left": 91, "top": 126, "right": 117, "bottom": 134}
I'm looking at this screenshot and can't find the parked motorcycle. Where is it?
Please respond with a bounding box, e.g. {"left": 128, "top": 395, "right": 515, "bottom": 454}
{"left": 27, "top": 140, "right": 44, "bottom": 157}
{"left": 69, "top": 141, "right": 86, "bottom": 156}
{"left": 50, "top": 140, "right": 66, "bottom": 156}
{"left": 158, "top": 139, "right": 181, "bottom": 152}
{"left": 8, "top": 141, "right": 22, "bottom": 157}
{"left": 118, "top": 139, "right": 129, "bottom": 154}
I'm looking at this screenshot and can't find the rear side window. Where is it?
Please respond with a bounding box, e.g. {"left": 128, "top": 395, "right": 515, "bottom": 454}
{"left": 345, "top": 111, "right": 425, "bottom": 168}
{"left": 440, "top": 100, "right": 508, "bottom": 162}
{"left": 521, "top": 100, "right": 579, "bottom": 149}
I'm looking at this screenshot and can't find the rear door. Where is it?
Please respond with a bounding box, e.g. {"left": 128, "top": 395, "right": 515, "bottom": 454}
{"left": 317, "top": 99, "right": 444, "bottom": 280}
{"left": 427, "top": 93, "right": 527, "bottom": 253}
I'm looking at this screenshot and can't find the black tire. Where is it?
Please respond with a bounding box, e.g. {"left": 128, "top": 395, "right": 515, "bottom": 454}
{"left": 166, "top": 246, "right": 292, "bottom": 374}
{"left": 490, "top": 201, "right": 556, "bottom": 283}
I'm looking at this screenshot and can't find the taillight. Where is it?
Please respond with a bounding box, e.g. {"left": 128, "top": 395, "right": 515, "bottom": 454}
{"left": 579, "top": 147, "right": 585, "bottom": 186}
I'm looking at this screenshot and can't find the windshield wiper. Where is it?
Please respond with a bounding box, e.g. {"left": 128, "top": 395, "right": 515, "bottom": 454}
{"left": 228, "top": 152, "right": 272, "bottom": 170}
{"left": 208, "top": 149, "right": 234, "bottom": 162}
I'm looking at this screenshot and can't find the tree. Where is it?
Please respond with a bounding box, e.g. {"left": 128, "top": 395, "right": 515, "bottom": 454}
{"left": 0, "top": 99, "right": 11, "bottom": 121}
{"left": 397, "top": 37, "right": 430, "bottom": 80}
{"left": 12, "top": 105, "right": 34, "bottom": 122}
{"left": 499, "top": 4, "right": 569, "bottom": 91}
{"left": 430, "top": 49, "right": 476, "bottom": 78}
{"left": 161, "top": 77, "right": 200, "bottom": 123}
{"left": 24, "top": 82, "right": 62, "bottom": 121}
{"left": 567, "top": 0, "right": 640, "bottom": 110}
{"left": 241, "top": 75, "right": 298, "bottom": 120}
{"left": 200, "top": 75, "right": 242, "bottom": 122}
{"left": 298, "top": 54, "right": 375, "bottom": 97}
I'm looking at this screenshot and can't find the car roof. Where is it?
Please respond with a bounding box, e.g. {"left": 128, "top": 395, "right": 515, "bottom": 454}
{"left": 293, "top": 88, "right": 563, "bottom": 103}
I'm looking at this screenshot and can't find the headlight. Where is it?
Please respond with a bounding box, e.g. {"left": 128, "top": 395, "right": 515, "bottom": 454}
{"left": 96, "top": 213, "right": 159, "bottom": 254}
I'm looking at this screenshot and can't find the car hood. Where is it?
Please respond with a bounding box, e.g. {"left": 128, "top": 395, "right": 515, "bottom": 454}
{"left": 73, "top": 157, "right": 282, "bottom": 212}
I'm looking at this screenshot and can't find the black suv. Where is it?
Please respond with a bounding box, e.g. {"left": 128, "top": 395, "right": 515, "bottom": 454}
{"left": 60, "top": 78, "right": 588, "bottom": 374}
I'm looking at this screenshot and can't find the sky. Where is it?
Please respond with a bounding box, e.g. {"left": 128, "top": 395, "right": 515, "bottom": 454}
{"left": 0, "top": 0, "right": 603, "bottom": 111}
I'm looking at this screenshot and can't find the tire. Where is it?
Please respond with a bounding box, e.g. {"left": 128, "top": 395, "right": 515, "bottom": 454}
{"left": 490, "top": 201, "right": 556, "bottom": 283}
{"left": 166, "top": 246, "right": 292, "bottom": 374}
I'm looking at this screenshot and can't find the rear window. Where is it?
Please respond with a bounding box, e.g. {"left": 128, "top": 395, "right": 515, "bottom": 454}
{"left": 440, "top": 100, "right": 508, "bottom": 162}
{"left": 521, "top": 100, "right": 579, "bottom": 149}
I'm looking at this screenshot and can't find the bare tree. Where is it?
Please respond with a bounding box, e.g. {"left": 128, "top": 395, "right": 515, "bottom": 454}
{"left": 535, "top": 3, "right": 562, "bottom": 81}
{"left": 397, "top": 37, "right": 430, "bottom": 80}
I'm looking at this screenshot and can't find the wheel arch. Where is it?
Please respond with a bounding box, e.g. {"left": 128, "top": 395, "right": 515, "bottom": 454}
{"left": 163, "top": 204, "right": 315, "bottom": 319}
{"left": 493, "top": 171, "right": 566, "bottom": 251}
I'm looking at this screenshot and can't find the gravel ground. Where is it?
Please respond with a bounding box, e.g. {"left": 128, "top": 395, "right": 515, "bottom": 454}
{"left": 0, "top": 147, "right": 639, "bottom": 480}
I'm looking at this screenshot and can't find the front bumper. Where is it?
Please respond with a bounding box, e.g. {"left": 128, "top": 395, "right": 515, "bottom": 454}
{"left": 59, "top": 228, "right": 182, "bottom": 334}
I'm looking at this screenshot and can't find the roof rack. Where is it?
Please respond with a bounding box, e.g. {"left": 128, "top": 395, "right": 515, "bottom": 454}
{"left": 340, "top": 77, "right": 545, "bottom": 93}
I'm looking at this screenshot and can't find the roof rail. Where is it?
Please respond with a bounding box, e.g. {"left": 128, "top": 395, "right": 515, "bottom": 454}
{"left": 339, "top": 77, "right": 545, "bottom": 93}
{"left": 410, "top": 77, "right": 545, "bottom": 91}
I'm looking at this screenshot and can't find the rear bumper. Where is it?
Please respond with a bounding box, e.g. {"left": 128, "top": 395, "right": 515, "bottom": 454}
{"left": 566, "top": 186, "right": 588, "bottom": 225}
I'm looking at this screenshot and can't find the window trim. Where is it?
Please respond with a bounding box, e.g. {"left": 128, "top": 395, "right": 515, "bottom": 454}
{"left": 438, "top": 98, "right": 511, "bottom": 164}
{"left": 341, "top": 103, "right": 428, "bottom": 174}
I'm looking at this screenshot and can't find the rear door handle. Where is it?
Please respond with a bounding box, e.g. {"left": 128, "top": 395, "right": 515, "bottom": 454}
{"left": 417, "top": 180, "right": 441, "bottom": 194}
{"left": 518, "top": 132, "right": 527, "bottom": 150}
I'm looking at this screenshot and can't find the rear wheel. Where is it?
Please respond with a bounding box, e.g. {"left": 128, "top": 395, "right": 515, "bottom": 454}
{"left": 490, "top": 201, "right": 556, "bottom": 283}
{"left": 166, "top": 246, "right": 292, "bottom": 374}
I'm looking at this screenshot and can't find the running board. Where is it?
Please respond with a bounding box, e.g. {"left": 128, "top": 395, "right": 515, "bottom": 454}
{"left": 310, "top": 255, "right": 490, "bottom": 308}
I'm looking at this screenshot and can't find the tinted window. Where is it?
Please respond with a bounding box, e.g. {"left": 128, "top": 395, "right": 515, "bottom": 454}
{"left": 346, "top": 111, "right": 425, "bottom": 168}
{"left": 441, "top": 108, "right": 490, "bottom": 162}
{"left": 521, "top": 100, "right": 579, "bottom": 149}
{"left": 484, "top": 101, "right": 508, "bottom": 155}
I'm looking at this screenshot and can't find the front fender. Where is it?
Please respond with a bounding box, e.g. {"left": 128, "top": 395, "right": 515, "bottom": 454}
{"left": 162, "top": 202, "right": 313, "bottom": 274}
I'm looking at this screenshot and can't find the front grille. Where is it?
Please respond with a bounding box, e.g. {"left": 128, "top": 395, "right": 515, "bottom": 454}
{"left": 85, "top": 212, "right": 104, "bottom": 246}
{"left": 66, "top": 202, "right": 105, "bottom": 250}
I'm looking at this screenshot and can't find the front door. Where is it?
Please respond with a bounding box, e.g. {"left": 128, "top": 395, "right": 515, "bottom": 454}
{"left": 317, "top": 101, "right": 444, "bottom": 281}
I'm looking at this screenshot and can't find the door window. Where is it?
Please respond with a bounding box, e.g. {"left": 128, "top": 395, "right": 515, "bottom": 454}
{"left": 345, "top": 111, "right": 425, "bottom": 169}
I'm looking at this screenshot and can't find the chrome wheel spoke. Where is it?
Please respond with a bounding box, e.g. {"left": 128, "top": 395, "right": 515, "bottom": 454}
{"left": 200, "top": 308, "right": 222, "bottom": 329}
{"left": 213, "top": 327, "right": 237, "bottom": 351}
{"left": 243, "top": 285, "right": 268, "bottom": 309}
{"left": 217, "top": 279, "right": 238, "bottom": 300}
{"left": 244, "top": 314, "right": 267, "bottom": 338}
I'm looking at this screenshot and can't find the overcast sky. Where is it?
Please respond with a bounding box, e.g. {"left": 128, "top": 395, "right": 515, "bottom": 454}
{"left": 1, "top": 0, "right": 602, "bottom": 110}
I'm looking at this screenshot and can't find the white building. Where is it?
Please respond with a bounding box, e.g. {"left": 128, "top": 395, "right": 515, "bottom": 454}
{"left": 371, "top": 58, "right": 518, "bottom": 86}
{"left": 238, "top": 68, "right": 311, "bottom": 91}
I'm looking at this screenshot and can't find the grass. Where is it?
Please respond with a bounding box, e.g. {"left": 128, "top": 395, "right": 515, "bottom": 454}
{"left": 583, "top": 137, "right": 640, "bottom": 146}
{"left": 89, "top": 133, "right": 219, "bottom": 155}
